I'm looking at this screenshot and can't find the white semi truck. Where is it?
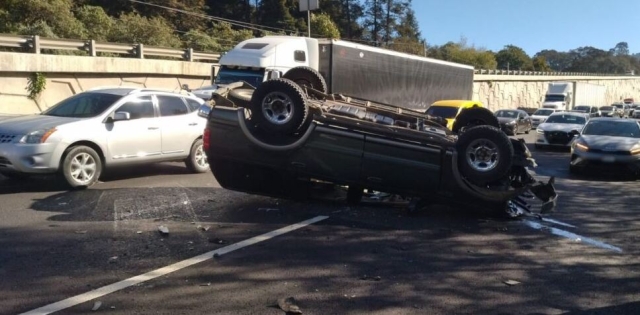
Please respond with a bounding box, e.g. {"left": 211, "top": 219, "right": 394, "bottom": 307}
{"left": 541, "top": 82, "right": 607, "bottom": 110}
{"left": 210, "top": 36, "right": 476, "bottom": 111}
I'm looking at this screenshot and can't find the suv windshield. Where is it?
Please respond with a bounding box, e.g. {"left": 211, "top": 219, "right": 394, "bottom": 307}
{"left": 425, "top": 106, "right": 459, "bottom": 119}
{"left": 533, "top": 109, "right": 554, "bottom": 116}
{"left": 214, "top": 67, "right": 265, "bottom": 88}
{"left": 582, "top": 120, "right": 640, "bottom": 138}
{"left": 600, "top": 106, "right": 613, "bottom": 111}
{"left": 43, "top": 92, "right": 122, "bottom": 118}
{"left": 545, "top": 114, "right": 587, "bottom": 124}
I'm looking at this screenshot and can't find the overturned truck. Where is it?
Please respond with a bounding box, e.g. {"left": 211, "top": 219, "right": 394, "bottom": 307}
{"left": 199, "top": 66, "right": 558, "bottom": 216}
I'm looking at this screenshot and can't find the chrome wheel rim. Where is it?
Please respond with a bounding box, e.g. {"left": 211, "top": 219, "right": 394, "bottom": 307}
{"left": 195, "top": 144, "right": 208, "bottom": 168}
{"left": 465, "top": 138, "right": 499, "bottom": 172}
{"left": 262, "top": 91, "right": 294, "bottom": 125}
{"left": 70, "top": 153, "right": 96, "bottom": 184}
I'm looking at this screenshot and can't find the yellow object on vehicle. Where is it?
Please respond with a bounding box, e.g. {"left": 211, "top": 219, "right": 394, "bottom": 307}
{"left": 425, "top": 100, "right": 485, "bottom": 130}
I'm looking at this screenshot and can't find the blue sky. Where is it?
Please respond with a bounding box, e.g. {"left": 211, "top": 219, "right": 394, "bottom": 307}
{"left": 412, "top": 0, "right": 639, "bottom": 56}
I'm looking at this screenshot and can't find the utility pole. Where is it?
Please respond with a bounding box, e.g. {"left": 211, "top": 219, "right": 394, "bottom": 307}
{"left": 300, "top": 0, "right": 319, "bottom": 38}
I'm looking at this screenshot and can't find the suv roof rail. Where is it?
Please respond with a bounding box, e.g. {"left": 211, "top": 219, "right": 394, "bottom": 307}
{"left": 127, "top": 88, "right": 197, "bottom": 98}
{"left": 86, "top": 85, "right": 130, "bottom": 91}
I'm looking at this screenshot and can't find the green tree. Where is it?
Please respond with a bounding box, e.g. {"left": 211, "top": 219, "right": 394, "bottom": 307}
{"left": 532, "top": 56, "right": 552, "bottom": 72}
{"left": 108, "top": 12, "right": 181, "bottom": 47}
{"left": 311, "top": 13, "right": 340, "bottom": 38}
{"left": 495, "top": 45, "right": 533, "bottom": 70}
{"left": 256, "top": 0, "right": 298, "bottom": 33}
{"left": 75, "top": 6, "right": 114, "bottom": 41}
{"left": 1, "top": 0, "right": 86, "bottom": 38}
{"left": 533, "top": 49, "right": 572, "bottom": 71}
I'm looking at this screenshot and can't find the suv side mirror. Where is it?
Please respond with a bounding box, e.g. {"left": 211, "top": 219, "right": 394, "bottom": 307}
{"left": 113, "top": 111, "right": 130, "bottom": 121}
{"left": 182, "top": 84, "right": 191, "bottom": 92}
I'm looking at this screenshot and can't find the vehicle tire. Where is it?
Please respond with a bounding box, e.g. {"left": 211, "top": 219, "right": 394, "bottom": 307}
{"left": 346, "top": 185, "right": 364, "bottom": 206}
{"left": 185, "top": 139, "right": 209, "bottom": 173}
{"left": 282, "top": 66, "right": 328, "bottom": 93}
{"left": 227, "top": 88, "right": 254, "bottom": 108}
{"left": 452, "top": 107, "right": 500, "bottom": 134}
{"left": 61, "top": 145, "right": 102, "bottom": 189}
{"left": 0, "top": 171, "right": 30, "bottom": 180}
{"left": 249, "top": 78, "right": 309, "bottom": 134}
{"left": 456, "top": 125, "right": 514, "bottom": 185}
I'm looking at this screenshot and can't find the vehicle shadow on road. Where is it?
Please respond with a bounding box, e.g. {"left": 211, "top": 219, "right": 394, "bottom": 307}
{"left": 0, "top": 163, "right": 207, "bottom": 195}
{"left": 5, "top": 181, "right": 640, "bottom": 314}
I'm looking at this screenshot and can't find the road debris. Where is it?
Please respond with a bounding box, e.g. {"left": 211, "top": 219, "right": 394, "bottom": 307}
{"left": 199, "top": 282, "right": 211, "bottom": 286}
{"left": 74, "top": 230, "right": 87, "bottom": 234}
{"left": 136, "top": 231, "right": 142, "bottom": 234}
{"left": 258, "top": 208, "right": 279, "bottom": 212}
{"left": 504, "top": 280, "right": 521, "bottom": 286}
{"left": 91, "top": 301, "right": 102, "bottom": 311}
{"left": 158, "top": 226, "right": 169, "bottom": 235}
{"left": 277, "top": 297, "right": 302, "bottom": 314}
{"left": 208, "top": 238, "right": 227, "bottom": 245}
{"left": 197, "top": 225, "right": 210, "bottom": 231}
{"left": 108, "top": 256, "right": 118, "bottom": 263}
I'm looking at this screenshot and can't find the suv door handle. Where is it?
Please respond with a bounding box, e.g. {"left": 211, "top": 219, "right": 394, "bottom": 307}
{"left": 188, "top": 123, "right": 198, "bottom": 126}
{"left": 148, "top": 127, "right": 159, "bottom": 130}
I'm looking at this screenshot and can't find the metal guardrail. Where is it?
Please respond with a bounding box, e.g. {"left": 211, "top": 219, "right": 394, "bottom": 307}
{"left": 0, "top": 33, "right": 221, "bottom": 62}
{"left": 474, "top": 69, "right": 633, "bottom": 77}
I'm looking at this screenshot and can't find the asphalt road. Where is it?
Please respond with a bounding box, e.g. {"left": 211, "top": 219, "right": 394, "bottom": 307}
{"left": 2, "top": 132, "right": 640, "bottom": 315}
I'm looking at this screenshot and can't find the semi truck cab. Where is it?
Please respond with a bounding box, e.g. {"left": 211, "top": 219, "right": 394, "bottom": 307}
{"left": 214, "top": 36, "right": 320, "bottom": 88}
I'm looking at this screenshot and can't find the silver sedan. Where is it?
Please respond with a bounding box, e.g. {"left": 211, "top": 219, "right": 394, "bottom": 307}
{"left": 0, "top": 87, "right": 209, "bottom": 188}
{"left": 570, "top": 118, "right": 640, "bottom": 175}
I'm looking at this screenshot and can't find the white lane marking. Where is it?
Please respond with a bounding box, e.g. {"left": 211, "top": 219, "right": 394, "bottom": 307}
{"left": 19, "top": 215, "right": 329, "bottom": 315}
{"left": 522, "top": 220, "right": 622, "bottom": 253}
{"left": 539, "top": 218, "right": 577, "bottom": 228}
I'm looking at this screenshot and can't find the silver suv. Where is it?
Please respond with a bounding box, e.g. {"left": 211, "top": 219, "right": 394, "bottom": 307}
{"left": 0, "top": 87, "right": 209, "bottom": 188}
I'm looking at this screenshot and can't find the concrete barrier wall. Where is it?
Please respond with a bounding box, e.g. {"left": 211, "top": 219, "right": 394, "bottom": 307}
{"left": 0, "top": 53, "right": 214, "bottom": 115}
{"left": 1, "top": 52, "right": 640, "bottom": 115}
{"left": 473, "top": 75, "right": 640, "bottom": 111}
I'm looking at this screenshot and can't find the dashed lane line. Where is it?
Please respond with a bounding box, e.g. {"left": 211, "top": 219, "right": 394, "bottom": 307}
{"left": 19, "top": 215, "right": 330, "bottom": 315}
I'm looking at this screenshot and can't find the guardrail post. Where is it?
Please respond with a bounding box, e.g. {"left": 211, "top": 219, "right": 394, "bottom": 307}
{"left": 87, "top": 40, "right": 96, "bottom": 57}
{"left": 31, "top": 35, "right": 40, "bottom": 54}
{"left": 185, "top": 48, "right": 193, "bottom": 62}
{"left": 135, "top": 43, "right": 144, "bottom": 59}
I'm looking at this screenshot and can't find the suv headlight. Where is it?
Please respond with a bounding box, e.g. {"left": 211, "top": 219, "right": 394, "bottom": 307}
{"left": 536, "top": 128, "right": 544, "bottom": 134}
{"left": 20, "top": 128, "right": 57, "bottom": 144}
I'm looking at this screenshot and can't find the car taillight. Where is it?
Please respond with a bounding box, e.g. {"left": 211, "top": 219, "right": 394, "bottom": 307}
{"left": 203, "top": 128, "right": 211, "bottom": 151}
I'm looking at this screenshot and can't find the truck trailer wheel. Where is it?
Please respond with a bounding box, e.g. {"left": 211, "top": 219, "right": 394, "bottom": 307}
{"left": 452, "top": 107, "right": 499, "bottom": 134}
{"left": 456, "top": 125, "right": 514, "bottom": 185}
{"left": 249, "top": 78, "right": 309, "bottom": 134}
{"left": 227, "top": 88, "right": 254, "bottom": 108}
{"left": 282, "top": 66, "right": 328, "bottom": 94}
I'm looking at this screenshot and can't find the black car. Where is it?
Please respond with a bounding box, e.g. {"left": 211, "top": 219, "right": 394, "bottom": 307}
{"left": 199, "top": 67, "right": 557, "bottom": 216}
{"left": 494, "top": 109, "right": 532, "bottom": 136}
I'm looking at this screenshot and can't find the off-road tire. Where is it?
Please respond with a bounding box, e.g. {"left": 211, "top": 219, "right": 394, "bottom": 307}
{"left": 456, "top": 125, "right": 514, "bottom": 185}
{"left": 452, "top": 107, "right": 500, "bottom": 134}
{"left": 282, "top": 66, "right": 328, "bottom": 93}
{"left": 61, "top": 145, "right": 102, "bottom": 189}
{"left": 185, "top": 139, "right": 209, "bottom": 173}
{"left": 250, "top": 78, "right": 309, "bottom": 134}
{"left": 227, "top": 88, "right": 253, "bottom": 108}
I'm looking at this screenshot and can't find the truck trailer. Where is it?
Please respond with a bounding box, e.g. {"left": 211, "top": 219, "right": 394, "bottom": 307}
{"left": 213, "top": 36, "right": 475, "bottom": 111}
{"left": 541, "top": 81, "right": 607, "bottom": 110}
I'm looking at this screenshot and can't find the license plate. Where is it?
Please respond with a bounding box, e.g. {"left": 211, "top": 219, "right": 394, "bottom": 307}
{"left": 603, "top": 156, "right": 615, "bottom": 163}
